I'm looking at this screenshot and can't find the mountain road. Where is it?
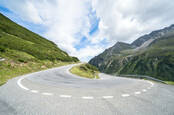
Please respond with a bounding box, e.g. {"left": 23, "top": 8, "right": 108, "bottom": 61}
{"left": 0, "top": 64, "right": 174, "bottom": 115}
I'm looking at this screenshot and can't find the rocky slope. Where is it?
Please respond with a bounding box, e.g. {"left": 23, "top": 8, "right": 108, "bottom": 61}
{"left": 89, "top": 24, "right": 174, "bottom": 81}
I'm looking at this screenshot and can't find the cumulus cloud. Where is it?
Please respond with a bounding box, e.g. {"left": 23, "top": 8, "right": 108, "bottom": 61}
{"left": 72, "top": 45, "right": 104, "bottom": 62}
{"left": 1, "top": 0, "right": 174, "bottom": 61}
{"left": 0, "top": 0, "right": 43, "bottom": 24}
{"left": 91, "top": 0, "right": 174, "bottom": 44}
{"left": 43, "top": 0, "right": 91, "bottom": 53}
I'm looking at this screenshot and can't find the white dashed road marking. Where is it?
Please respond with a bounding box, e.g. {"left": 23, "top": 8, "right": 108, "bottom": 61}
{"left": 31, "top": 90, "right": 39, "bottom": 93}
{"left": 42, "top": 93, "right": 53, "bottom": 96}
{"left": 82, "top": 96, "right": 94, "bottom": 99}
{"left": 59, "top": 95, "right": 72, "bottom": 98}
{"left": 122, "top": 94, "right": 130, "bottom": 97}
{"left": 135, "top": 91, "right": 141, "bottom": 95}
{"left": 17, "top": 75, "right": 154, "bottom": 99}
{"left": 103, "top": 96, "right": 114, "bottom": 99}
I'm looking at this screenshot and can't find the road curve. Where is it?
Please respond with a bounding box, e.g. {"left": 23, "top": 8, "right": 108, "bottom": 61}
{"left": 0, "top": 64, "right": 174, "bottom": 115}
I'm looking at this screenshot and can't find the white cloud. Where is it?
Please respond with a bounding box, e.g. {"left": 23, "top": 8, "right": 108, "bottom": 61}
{"left": 91, "top": 0, "right": 174, "bottom": 44}
{"left": 1, "top": 0, "right": 174, "bottom": 61}
{"left": 29, "top": 0, "right": 92, "bottom": 58}
{"left": 1, "top": 0, "right": 93, "bottom": 61}
{"left": 43, "top": 0, "right": 91, "bottom": 54}
{"left": 72, "top": 45, "right": 104, "bottom": 62}
{"left": 0, "top": 0, "right": 43, "bottom": 24}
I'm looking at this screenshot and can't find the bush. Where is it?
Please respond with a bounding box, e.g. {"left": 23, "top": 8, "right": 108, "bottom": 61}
{"left": 85, "top": 63, "right": 99, "bottom": 71}
{"left": 0, "top": 46, "right": 5, "bottom": 52}
{"left": 72, "top": 57, "right": 79, "bottom": 62}
{"left": 18, "top": 58, "right": 28, "bottom": 63}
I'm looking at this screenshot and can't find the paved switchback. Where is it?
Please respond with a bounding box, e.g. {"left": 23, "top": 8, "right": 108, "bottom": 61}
{"left": 0, "top": 64, "right": 174, "bottom": 115}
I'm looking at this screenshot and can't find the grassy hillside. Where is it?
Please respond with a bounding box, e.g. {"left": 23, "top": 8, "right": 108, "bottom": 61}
{"left": 70, "top": 63, "right": 99, "bottom": 79}
{"left": 89, "top": 26, "right": 174, "bottom": 82}
{"left": 0, "top": 13, "right": 78, "bottom": 62}
{"left": 89, "top": 42, "right": 134, "bottom": 72}
{"left": 118, "top": 36, "right": 174, "bottom": 81}
{"left": 0, "top": 13, "right": 79, "bottom": 85}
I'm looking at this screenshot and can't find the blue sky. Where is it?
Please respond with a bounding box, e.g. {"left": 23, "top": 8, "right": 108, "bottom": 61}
{"left": 0, "top": 2, "right": 107, "bottom": 62}
{"left": 0, "top": 5, "right": 47, "bottom": 36}
{"left": 0, "top": 0, "right": 174, "bottom": 61}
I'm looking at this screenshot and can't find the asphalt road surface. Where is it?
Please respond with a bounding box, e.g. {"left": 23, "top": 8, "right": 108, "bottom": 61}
{"left": 0, "top": 64, "right": 174, "bottom": 115}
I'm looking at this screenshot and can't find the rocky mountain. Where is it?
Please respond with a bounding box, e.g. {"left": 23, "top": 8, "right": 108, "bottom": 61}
{"left": 89, "top": 24, "right": 174, "bottom": 81}
{"left": 89, "top": 42, "right": 134, "bottom": 72}
{"left": 132, "top": 24, "right": 174, "bottom": 47}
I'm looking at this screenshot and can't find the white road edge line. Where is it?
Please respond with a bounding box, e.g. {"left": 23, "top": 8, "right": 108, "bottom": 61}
{"left": 122, "top": 94, "right": 130, "bottom": 97}
{"left": 134, "top": 91, "right": 141, "bottom": 95}
{"left": 142, "top": 89, "right": 147, "bottom": 92}
{"left": 17, "top": 78, "right": 30, "bottom": 91}
{"left": 82, "top": 96, "right": 94, "bottom": 99}
{"left": 42, "top": 92, "right": 53, "bottom": 96}
{"left": 103, "top": 96, "right": 114, "bottom": 99}
{"left": 147, "top": 81, "right": 154, "bottom": 87}
{"left": 59, "top": 95, "right": 72, "bottom": 98}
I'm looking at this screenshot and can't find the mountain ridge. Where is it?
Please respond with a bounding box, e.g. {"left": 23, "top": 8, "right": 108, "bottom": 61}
{"left": 131, "top": 24, "right": 174, "bottom": 47}
{"left": 89, "top": 24, "right": 174, "bottom": 81}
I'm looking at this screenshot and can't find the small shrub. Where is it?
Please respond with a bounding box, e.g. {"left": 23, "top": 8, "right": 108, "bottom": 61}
{"left": 80, "top": 66, "right": 88, "bottom": 71}
{"left": 85, "top": 63, "right": 98, "bottom": 71}
{"left": 72, "top": 57, "right": 79, "bottom": 62}
{"left": 18, "top": 58, "right": 27, "bottom": 63}
{"left": 0, "top": 46, "right": 5, "bottom": 52}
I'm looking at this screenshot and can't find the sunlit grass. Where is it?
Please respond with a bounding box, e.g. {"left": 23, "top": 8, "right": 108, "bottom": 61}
{"left": 0, "top": 59, "right": 74, "bottom": 86}
{"left": 0, "top": 13, "right": 79, "bottom": 86}
{"left": 70, "top": 63, "right": 99, "bottom": 79}
{"left": 165, "top": 81, "right": 174, "bottom": 85}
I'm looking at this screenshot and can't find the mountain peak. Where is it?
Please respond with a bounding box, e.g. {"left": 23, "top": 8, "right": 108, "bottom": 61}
{"left": 89, "top": 24, "right": 174, "bottom": 81}
{"left": 115, "top": 41, "right": 129, "bottom": 45}
{"left": 132, "top": 24, "right": 174, "bottom": 47}
{"left": 97, "top": 41, "right": 134, "bottom": 58}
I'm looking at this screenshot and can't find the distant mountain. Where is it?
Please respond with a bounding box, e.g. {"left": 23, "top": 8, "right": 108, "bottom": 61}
{"left": 89, "top": 24, "right": 174, "bottom": 81}
{"left": 89, "top": 42, "right": 134, "bottom": 72}
{"left": 104, "top": 42, "right": 134, "bottom": 56}
{"left": 132, "top": 24, "right": 174, "bottom": 47}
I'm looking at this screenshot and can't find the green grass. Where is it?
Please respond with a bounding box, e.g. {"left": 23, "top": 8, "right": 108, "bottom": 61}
{"left": 0, "top": 59, "right": 75, "bottom": 86}
{"left": 70, "top": 63, "right": 99, "bottom": 79}
{"left": 118, "top": 36, "right": 174, "bottom": 81}
{"left": 0, "top": 13, "right": 79, "bottom": 62}
{"left": 90, "top": 35, "right": 174, "bottom": 82}
{"left": 165, "top": 81, "right": 174, "bottom": 85}
{"left": 0, "top": 12, "right": 79, "bottom": 86}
